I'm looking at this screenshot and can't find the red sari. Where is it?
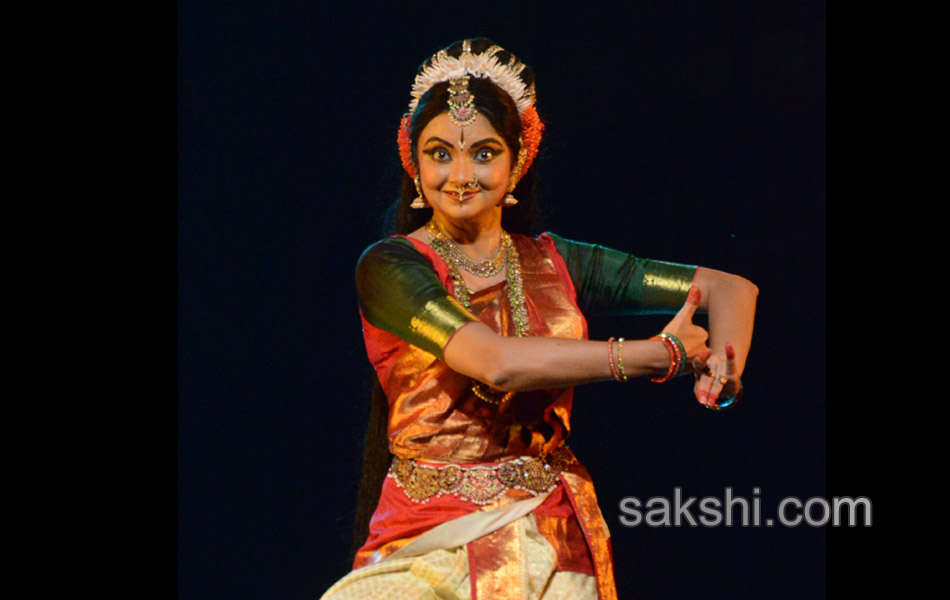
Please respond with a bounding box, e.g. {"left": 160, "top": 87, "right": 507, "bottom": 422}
{"left": 354, "top": 233, "right": 618, "bottom": 600}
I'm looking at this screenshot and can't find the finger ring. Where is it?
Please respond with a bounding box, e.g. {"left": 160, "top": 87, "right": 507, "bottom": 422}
{"left": 719, "top": 376, "right": 728, "bottom": 385}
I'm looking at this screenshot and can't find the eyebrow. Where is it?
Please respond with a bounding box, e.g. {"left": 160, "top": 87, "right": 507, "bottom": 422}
{"left": 423, "top": 136, "right": 504, "bottom": 148}
{"left": 469, "top": 137, "right": 504, "bottom": 148}
{"left": 423, "top": 136, "right": 456, "bottom": 148}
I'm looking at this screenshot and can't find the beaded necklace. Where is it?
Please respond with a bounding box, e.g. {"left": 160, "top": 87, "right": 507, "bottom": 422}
{"left": 425, "top": 220, "right": 508, "bottom": 278}
{"left": 426, "top": 220, "right": 529, "bottom": 337}
{"left": 426, "top": 220, "right": 530, "bottom": 404}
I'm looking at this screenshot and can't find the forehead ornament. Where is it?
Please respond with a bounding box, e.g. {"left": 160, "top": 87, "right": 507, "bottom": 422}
{"left": 447, "top": 76, "right": 477, "bottom": 127}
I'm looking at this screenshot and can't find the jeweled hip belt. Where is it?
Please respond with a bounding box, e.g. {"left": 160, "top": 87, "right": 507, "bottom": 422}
{"left": 389, "top": 447, "right": 574, "bottom": 506}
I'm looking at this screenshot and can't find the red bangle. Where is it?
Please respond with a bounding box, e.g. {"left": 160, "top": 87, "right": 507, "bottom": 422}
{"left": 648, "top": 335, "right": 678, "bottom": 383}
{"left": 657, "top": 333, "right": 687, "bottom": 377}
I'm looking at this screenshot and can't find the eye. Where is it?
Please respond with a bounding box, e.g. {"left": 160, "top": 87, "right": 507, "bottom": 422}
{"left": 474, "top": 147, "right": 500, "bottom": 162}
{"left": 423, "top": 147, "right": 451, "bottom": 162}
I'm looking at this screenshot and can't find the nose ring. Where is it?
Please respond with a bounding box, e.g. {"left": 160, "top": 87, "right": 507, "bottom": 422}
{"left": 464, "top": 177, "right": 480, "bottom": 191}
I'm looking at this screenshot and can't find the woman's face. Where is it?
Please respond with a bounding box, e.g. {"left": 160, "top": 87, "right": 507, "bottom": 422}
{"left": 416, "top": 112, "right": 512, "bottom": 223}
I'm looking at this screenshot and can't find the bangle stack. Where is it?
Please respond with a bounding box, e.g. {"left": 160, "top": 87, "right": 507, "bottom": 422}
{"left": 659, "top": 333, "right": 687, "bottom": 372}
{"left": 606, "top": 337, "right": 629, "bottom": 382}
{"left": 649, "top": 333, "right": 686, "bottom": 383}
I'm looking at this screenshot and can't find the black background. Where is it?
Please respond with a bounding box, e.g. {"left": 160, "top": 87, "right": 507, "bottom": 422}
{"left": 179, "top": 1, "right": 831, "bottom": 598}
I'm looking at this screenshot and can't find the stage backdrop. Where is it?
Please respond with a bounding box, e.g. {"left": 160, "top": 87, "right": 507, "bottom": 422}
{"left": 179, "top": 2, "right": 826, "bottom": 598}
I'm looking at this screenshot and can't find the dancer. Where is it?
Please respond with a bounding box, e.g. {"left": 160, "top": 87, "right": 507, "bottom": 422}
{"left": 322, "top": 38, "right": 758, "bottom": 600}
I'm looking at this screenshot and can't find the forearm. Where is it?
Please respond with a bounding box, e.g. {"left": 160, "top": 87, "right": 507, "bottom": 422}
{"left": 692, "top": 267, "right": 758, "bottom": 376}
{"left": 443, "top": 321, "right": 671, "bottom": 391}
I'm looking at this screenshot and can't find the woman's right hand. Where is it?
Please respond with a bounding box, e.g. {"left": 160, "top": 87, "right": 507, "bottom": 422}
{"left": 660, "top": 284, "right": 709, "bottom": 364}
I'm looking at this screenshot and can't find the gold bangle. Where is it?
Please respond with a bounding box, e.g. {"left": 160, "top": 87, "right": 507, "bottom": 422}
{"left": 606, "top": 337, "right": 620, "bottom": 381}
{"left": 615, "top": 337, "right": 629, "bottom": 382}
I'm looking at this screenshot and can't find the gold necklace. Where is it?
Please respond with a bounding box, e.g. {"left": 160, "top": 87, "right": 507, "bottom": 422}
{"left": 426, "top": 220, "right": 530, "bottom": 405}
{"left": 425, "top": 220, "right": 509, "bottom": 277}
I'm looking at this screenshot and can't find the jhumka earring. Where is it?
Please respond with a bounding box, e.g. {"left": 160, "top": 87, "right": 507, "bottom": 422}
{"left": 503, "top": 141, "right": 528, "bottom": 206}
{"left": 410, "top": 176, "right": 427, "bottom": 209}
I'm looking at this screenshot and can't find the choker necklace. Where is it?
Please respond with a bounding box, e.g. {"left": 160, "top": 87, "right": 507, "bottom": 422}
{"left": 426, "top": 220, "right": 509, "bottom": 277}
{"left": 426, "top": 220, "right": 530, "bottom": 405}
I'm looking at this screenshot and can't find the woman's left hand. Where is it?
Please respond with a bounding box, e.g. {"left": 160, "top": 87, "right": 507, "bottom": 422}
{"left": 692, "top": 341, "right": 741, "bottom": 408}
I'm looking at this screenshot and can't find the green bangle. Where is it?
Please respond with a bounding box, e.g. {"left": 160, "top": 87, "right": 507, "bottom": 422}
{"left": 657, "top": 333, "right": 688, "bottom": 376}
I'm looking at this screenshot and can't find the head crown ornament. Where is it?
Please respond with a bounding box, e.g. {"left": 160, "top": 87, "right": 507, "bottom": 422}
{"left": 408, "top": 40, "right": 536, "bottom": 116}
{"left": 397, "top": 39, "right": 544, "bottom": 182}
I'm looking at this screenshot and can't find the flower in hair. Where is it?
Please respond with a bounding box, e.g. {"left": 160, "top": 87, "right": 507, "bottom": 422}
{"left": 519, "top": 105, "right": 544, "bottom": 175}
{"left": 397, "top": 114, "right": 415, "bottom": 178}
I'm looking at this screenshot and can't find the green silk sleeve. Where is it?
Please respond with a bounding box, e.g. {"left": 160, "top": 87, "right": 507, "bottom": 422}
{"left": 356, "top": 237, "right": 477, "bottom": 359}
{"left": 546, "top": 232, "right": 697, "bottom": 316}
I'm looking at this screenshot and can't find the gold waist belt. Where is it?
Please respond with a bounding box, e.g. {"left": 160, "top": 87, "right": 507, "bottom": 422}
{"left": 390, "top": 447, "right": 574, "bottom": 506}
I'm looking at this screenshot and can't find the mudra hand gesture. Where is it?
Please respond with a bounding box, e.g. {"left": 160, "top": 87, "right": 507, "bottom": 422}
{"left": 661, "top": 284, "right": 742, "bottom": 409}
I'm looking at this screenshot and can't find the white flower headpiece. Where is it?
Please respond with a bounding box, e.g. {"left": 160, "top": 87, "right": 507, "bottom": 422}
{"left": 407, "top": 40, "right": 536, "bottom": 115}
{"left": 397, "top": 40, "right": 545, "bottom": 181}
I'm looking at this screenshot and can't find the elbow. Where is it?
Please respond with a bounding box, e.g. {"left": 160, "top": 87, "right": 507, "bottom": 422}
{"left": 739, "top": 275, "right": 759, "bottom": 298}
{"left": 477, "top": 343, "right": 523, "bottom": 391}
{"left": 481, "top": 354, "right": 516, "bottom": 391}
{"left": 718, "top": 271, "right": 758, "bottom": 299}
{"left": 444, "top": 325, "right": 520, "bottom": 391}
{"left": 443, "top": 322, "right": 533, "bottom": 392}
{"left": 696, "top": 267, "right": 758, "bottom": 303}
